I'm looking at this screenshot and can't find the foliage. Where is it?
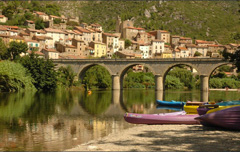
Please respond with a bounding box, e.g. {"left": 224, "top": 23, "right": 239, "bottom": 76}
{"left": 210, "top": 78, "right": 240, "bottom": 89}
{"left": 168, "top": 67, "right": 195, "bottom": 89}
{"left": 19, "top": 53, "right": 58, "bottom": 91}
{"left": 7, "top": 41, "right": 28, "bottom": 60}
{"left": 125, "top": 39, "right": 132, "bottom": 48}
{"left": 57, "top": 66, "right": 76, "bottom": 88}
{"left": 194, "top": 51, "right": 202, "bottom": 57}
{"left": 35, "top": 17, "right": 45, "bottom": 30}
{"left": 0, "top": 61, "right": 36, "bottom": 92}
{"left": 66, "top": 21, "right": 79, "bottom": 26}
{"left": 165, "top": 75, "right": 184, "bottom": 89}
{"left": 0, "top": 38, "right": 7, "bottom": 60}
{"left": 82, "top": 65, "right": 111, "bottom": 89}
{"left": 123, "top": 71, "right": 155, "bottom": 89}
{"left": 212, "top": 72, "right": 227, "bottom": 78}
{"left": 53, "top": 18, "right": 62, "bottom": 24}
{"left": 218, "top": 65, "right": 231, "bottom": 72}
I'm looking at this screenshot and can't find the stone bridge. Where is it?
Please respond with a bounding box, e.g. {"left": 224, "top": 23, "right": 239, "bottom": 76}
{"left": 53, "top": 58, "right": 231, "bottom": 91}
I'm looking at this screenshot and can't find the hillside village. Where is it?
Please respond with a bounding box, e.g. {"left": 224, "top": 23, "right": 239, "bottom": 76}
{"left": 0, "top": 10, "right": 239, "bottom": 60}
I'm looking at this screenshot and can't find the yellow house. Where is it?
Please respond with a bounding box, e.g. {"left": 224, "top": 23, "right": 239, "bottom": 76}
{"left": 9, "top": 36, "right": 25, "bottom": 43}
{"left": 89, "top": 41, "right": 107, "bottom": 58}
{"left": 162, "top": 51, "right": 172, "bottom": 58}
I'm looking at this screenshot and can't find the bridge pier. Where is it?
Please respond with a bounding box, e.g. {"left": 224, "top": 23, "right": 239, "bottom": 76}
{"left": 200, "top": 75, "right": 209, "bottom": 91}
{"left": 155, "top": 74, "right": 164, "bottom": 91}
{"left": 112, "top": 74, "right": 120, "bottom": 90}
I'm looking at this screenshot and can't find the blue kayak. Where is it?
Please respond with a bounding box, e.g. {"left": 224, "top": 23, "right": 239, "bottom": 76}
{"left": 216, "top": 100, "right": 240, "bottom": 106}
{"left": 156, "top": 100, "right": 185, "bottom": 107}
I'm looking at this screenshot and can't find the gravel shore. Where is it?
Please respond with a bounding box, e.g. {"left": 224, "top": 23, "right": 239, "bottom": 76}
{"left": 66, "top": 124, "right": 240, "bottom": 151}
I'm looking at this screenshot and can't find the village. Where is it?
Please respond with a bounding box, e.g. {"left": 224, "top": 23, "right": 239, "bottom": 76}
{"left": 0, "top": 10, "right": 239, "bottom": 60}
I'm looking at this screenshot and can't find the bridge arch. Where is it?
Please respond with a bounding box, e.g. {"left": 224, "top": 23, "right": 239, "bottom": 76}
{"left": 78, "top": 63, "right": 113, "bottom": 81}
{"left": 118, "top": 63, "right": 156, "bottom": 89}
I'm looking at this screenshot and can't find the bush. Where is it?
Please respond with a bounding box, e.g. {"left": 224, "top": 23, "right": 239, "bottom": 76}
{"left": 165, "top": 75, "right": 184, "bottom": 89}
{"left": 0, "top": 61, "right": 36, "bottom": 92}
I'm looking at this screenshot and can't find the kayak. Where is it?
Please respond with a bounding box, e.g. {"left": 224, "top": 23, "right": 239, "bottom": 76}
{"left": 156, "top": 100, "right": 184, "bottom": 107}
{"left": 195, "top": 106, "right": 240, "bottom": 130}
{"left": 124, "top": 111, "right": 199, "bottom": 125}
{"left": 215, "top": 100, "right": 240, "bottom": 106}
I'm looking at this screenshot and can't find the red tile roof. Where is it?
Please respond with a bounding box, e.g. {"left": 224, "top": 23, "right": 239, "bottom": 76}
{"left": 44, "top": 28, "right": 66, "bottom": 34}
{"left": 178, "top": 47, "right": 188, "bottom": 50}
{"left": 152, "top": 40, "right": 164, "bottom": 42}
{"left": 196, "top": 40, "right": 215, "bottom": 44}
{"left": 42, "top": 48, "right": 58, "bottom": 53}
{"left": 0, "top": 15, "right": 6, "bottom": 18}
{"left": 103, "top": 33, "right": 118, "bottom": 37}
{"left": 26, "top": 20, "right": 34, "bottom": 23}
{"left": 126, "top": 27, "right": 145, "bottom": 30}
{"left": 74, "top": 26, "right": 91, "bottom": 33}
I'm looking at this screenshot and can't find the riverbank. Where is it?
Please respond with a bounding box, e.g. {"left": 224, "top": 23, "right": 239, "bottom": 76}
{"left": 209, "top": 88, "right": 240, "bottom": 91}
{"left": 66, "top": 124, "right": 240, "bottom": 151}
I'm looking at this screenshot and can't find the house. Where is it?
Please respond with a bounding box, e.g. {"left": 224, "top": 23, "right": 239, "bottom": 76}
{"left": 137, "top": 43, "right": 149, "bottom": 59}
{"left": 34, "top": 11, "right": 49, "bottom": 21}
{"left": 150, "top": 40, "right": 165, "bottom": 58}
{"left": 71, "top": 38, "right": 87, "bottom": 56}
{"left": 170, "top": 35, "right": 181, "bottom": 47}
{"left": 89, "top": 41, "right": 107, "bottom": 58}
{"left": 84, "top": 46, "right": 95, "bottom": 57}
{"left": 135, "top": 32, "right": 149, "bottom": 43}
{"left": 25, "top": 40, "right": 40, "bottom": 51}
{"left": 32, "top": 35, "right": 54, "bottom": 49}
{"left": 178, "top": 47, "right": 189, "bottom": 58}
{"left": 72, "top": 30, "right": 83, "bottom": 40}
{"left": 90, "top": 23, "right": 103, "bottom": 32}
{"left": 172, "top": 48, "right": 181, "bottom": 58}
{"left": 9, "top": 29, "right": 18, "bottom": 36}
{"left": 186, "top": 44, "right": 208, "bottom": 57}
{"left": 207, "top": 44, "right": 225, "bottom": 57}
{"left": 41, "top": 48, "right": 59, "bottom": 59}
{"left": 44, "top": 28, "right": 66, "bottom": 45}
{"left": 195, "top": 40, "right": 215, "bottom": 46}
{"left": 180, "top": 37, "right": 192, "bottom": 44}
{"left": 24, "top": 20, "right": 35, "bottom": 29}
{"left": 118, "top": 39, "right": 125, "bottom": 51}
{"left": 89, "top": 28, "right": 102, "bottom": 43}
{"left": 9, "top": 36, "right": 24, "bottom": 43}
{"left": 102, "top": 33, "right": 119, "bottom": 57}
{"left": 123, "top": 27, "right": 145, "bottom": 40}
{"left": 19, "top": 31, "right": 31, "bottom": 40}
{"left": 162, "top": 51, "right": 173, "bottom": 58}
{"left": 74, "top": 26, "right": 92, "bottom": 43}
{"left": 114, "top": 50, "right": 142, "bottom": 59}
{"left": 25, "top": 28, "right": 46, "bottom": 38}
{"left": 0, "top": 15, "right": 8, "bottom": 23}
{"left": 148, "top": 30, "right": 171, "bottom": 43}
{"left": 0, "top": 26, "right": 8, "bottom": 35}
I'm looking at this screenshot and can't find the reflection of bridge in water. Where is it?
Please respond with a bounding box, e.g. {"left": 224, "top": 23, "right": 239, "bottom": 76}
{"left": 75, "top": 90, "right": 209, "bottom": 117}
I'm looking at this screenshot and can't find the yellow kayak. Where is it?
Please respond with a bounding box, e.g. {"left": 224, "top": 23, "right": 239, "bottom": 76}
{"left": 206, "top": 105, "right": 240, "bottom": 114}
{"left": 184, "top": 105, "right": 224, "bottom": 114}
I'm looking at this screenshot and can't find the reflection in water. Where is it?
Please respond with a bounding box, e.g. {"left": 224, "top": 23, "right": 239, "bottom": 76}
{"left": 0, "top": 89, "right": 240, "bottom": 151}
{"left": 200, "top": 91, "right": 209, "bottom": 102}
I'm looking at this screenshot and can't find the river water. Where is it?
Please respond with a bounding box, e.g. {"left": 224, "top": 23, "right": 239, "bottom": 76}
{"left": 0, "top": 89, "right": 240, "bottom": 151}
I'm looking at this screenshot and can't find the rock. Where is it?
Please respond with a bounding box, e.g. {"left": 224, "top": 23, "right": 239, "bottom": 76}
{"left": 144, "top": 9, "right": 151, "bottom": 18}
{"left": 150, "top": 6, "right": 158, "bottom": 13}
{"left": 87, "top": 145, "right": 98, "bottom": 150}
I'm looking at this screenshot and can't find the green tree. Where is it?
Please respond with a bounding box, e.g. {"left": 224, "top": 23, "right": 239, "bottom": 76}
{"left": 0, "top": 38, "right": 7, "bottom": 60}
{"left": 218, "top": 65, "right": 231, "bottom": 72}
{"left": 57, "top": 66, "right": 76, "bottom": 87}
{"left": 53, "top": 18, "right": 61, "bottom": 24}
{"left": 165, "top": 75, "right": 184, "bottom": 89}
{"left": 125, "top": 39, "right": 132, "bottom": 48}
{"left": 35, "top": 18, "right": 45, "bottom": 30}
{"left": 7, "top": 41, "right": 28, "bottom": 60}
{"left": 82, "top": 65, "right": 111, "bottom": 89}
{"left": 20, "top": 53, "right": 58, "bottom": 90}
{"left": 0, "top": 60, "right": 36, "bottom": 92}
{"left": 194, "top": 51, "right": 202, "bottom": 57}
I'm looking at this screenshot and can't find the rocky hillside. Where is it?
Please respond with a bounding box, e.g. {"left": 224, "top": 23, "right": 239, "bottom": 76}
{"left": 1, "top": 1, "right": 239, "bottom": 44}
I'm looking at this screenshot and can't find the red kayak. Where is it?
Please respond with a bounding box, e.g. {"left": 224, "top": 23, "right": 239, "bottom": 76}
{"left": 124, "top": 111, "right": 200, "bottom": 125}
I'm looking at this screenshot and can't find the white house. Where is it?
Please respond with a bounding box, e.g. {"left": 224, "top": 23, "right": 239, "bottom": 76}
{"left": 138, "top": 43, "right": 149, "bottom": 59}
{"left": 150, "top": 40, "right": 165, "bottom": 58}
{"left": 0, "top": 15, "right": 8, "bottom": 23}
{"left": 41, "top": 48, "right": 59, "bottom": 59}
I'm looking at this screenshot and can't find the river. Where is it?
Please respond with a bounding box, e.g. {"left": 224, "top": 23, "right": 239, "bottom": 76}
{"left": 0, "top": 89, "right": 240, "bottom": 151}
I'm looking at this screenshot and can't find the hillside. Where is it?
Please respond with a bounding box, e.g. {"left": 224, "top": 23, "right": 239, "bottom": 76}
{"left": 1, "top": 1, "right": 239, "bottom": 44}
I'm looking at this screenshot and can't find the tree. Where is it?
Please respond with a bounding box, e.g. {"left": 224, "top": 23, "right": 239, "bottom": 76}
{"left": 194, "top": 51, "right": 202, "bottom": 57}
{"left": 35, "top": 18, "right": 45, "bottom": 30}
{"left": 0, "top": 38, "right": 7, "bottom": 60}
{"left": 53, "top": 18, "right": 61, "bottom": 24}
{"left": 7, "top": 41, "right": 28, "bottom": 60}
{"left": 57, "top": 66, "right": 76, "bottom": 87}
{"left": 125, "top": 39, "right": 132, "bottom": 48}
{"left": 20, "top": 53, "right": 58, "bottom": 91}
